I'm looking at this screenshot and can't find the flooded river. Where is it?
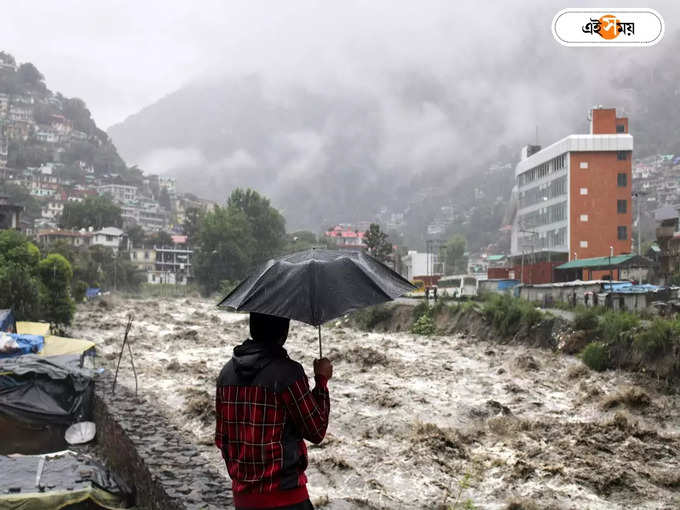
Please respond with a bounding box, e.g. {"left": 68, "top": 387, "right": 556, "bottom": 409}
{"left": 70, "top": 297, "right": 680, "bottom": 509}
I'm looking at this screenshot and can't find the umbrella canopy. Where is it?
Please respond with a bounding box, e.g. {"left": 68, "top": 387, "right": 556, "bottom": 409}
{"left": 218, "top": 249, "right": 414, "bottom": 326}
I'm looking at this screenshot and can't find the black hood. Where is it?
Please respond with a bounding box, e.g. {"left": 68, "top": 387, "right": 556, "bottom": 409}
{"left": 250, "top": 312, "right": 290, "bottom": 346}
{"left": 232, "top": 339, "right": 287, "bottom": 382}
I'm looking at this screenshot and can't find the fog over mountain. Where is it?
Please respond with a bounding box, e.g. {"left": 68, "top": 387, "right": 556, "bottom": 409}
{"left": 107, "top": 2, "right": 680, "bottom": 230}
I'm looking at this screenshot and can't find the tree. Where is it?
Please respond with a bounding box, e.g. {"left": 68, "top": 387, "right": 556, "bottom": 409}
{"left": 38, "top": 254, "right": 74, "bottom": 328}
{"left": 193, "top": 206, "right": 255, "bottom": 295}
{"left": 227, "top": 188, "right": 286, "bottom": 263}
{"left": 17, "top": 63, "right": 46, "bottom": 93}
{"left": 0, "top": 230, "right": 41, "bottom": 320}
{"left": 441, "top": 234, "right": 467, "bottom": 274}
{"left": 0, "top": 181, "right": 41, "bottom": 220}
{"left": 183, "top": 207, "right": 205, "bottom": 243}
{"left": 149, "top": 230, "right": 173, "bottom": 247}
{"left": 364, "top": 223, "right": 392, "bottom": 263}
{"left": 60, "top": 195, "right": 122, "bottom": 230}
{"left": 284, "top": 230, "right": 318, "bottom": 253}
{"left": 126, "top": 224, "right": 147, "bottom": 248}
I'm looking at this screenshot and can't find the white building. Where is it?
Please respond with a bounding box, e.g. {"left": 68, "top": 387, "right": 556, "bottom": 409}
{"left": 91, "top": 227, "right": 125, "bottom": 253}
{"left": 401, "top": 250, "right": 443, "bottom": 281}
{"left": 41, "top": 199, "right": 64, "bottom": 220}
{"left": 97, "top": 184, "right": 137, "bottom": 204}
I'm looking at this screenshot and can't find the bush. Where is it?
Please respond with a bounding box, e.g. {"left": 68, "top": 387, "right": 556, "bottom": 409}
{"left": 597, "top": 311, "right": 640, "bottom": 344}
{"left": 483, "top": 294, "right": 543, "bottom": 336}
{"left": 633, "top": 318, "right": 679, "bottom": 359}
{"left": 354, "top": 305, "right": 393, "bottom": 330}
{"left": 582, "top": 342, "right": 609, "bottom": 371}
{"left": 574, "top": 309, "right": 599, "bottom": 332}
{"left": 411, "top": 312, "right": 436, "bottom": 335}
{"left": 412, "top": 301, "right": 430, "bottom": 320}
{"left": 219, "top": 279, "right": 238, "bottom": 296}
{"left": 72, "top": 280, "right": 88, "bottom": 303}
{"left": 37, "top": 253, "right": 75, "bottom": 327}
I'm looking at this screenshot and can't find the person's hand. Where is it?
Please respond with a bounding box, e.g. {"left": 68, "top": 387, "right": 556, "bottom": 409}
{"left": 314, "top": 358, "right": 333, "bottom": 380}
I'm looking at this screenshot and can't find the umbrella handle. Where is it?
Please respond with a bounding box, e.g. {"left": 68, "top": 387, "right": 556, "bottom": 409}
{"left": 318, "top": 325, "right": 322, "bottom": 358}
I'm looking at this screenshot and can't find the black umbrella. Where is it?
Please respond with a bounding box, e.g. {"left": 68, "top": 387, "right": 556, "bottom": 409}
{"left": 218, "top": 249, "right": 415, "bottom": 356}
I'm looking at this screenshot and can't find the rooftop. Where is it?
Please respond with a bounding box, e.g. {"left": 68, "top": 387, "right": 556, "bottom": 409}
{"left": 555, "top": 254, "right": 651, "bottom": 271}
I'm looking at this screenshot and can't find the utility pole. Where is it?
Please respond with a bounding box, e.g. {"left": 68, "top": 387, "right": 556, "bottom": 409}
{"left": 520, "top": 227, "right": 539, "bottom": 284}
{"left": 633, "top": 191, "right": 647, "bottom": 256}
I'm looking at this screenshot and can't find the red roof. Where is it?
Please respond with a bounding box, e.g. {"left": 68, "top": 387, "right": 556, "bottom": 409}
{"left": 324, "top": 226, "right": 366, "bottom": 239}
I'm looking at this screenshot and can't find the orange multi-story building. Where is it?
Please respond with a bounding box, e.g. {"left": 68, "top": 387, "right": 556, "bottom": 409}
{"left": 510, "top": 107, "right": 633, "bottom": 283}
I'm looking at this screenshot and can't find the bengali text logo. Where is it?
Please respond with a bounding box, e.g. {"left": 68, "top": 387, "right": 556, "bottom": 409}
{"left": 553, "top": 8, "right": 663, "bottom": 47}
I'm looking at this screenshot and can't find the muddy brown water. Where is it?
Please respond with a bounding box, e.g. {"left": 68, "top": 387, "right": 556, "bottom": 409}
{"left": 70, "top": 297, "right": 680, "bottom": 510}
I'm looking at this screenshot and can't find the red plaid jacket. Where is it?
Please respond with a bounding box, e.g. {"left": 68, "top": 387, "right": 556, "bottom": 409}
{"left": 216, "top": 341, "right": 330, "bottom": 509}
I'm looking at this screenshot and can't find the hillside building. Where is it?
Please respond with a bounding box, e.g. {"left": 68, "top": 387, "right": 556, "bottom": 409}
{"left": 0, "top": 195, "right": 23, "bottom": 230}
{"left": 510, "top": 107, "right": 633, "bottom": 283}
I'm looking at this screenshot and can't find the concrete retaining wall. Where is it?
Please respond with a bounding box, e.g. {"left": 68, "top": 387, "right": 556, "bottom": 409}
{"left": 94, "top": 371, "right": 233, "bottom": 510}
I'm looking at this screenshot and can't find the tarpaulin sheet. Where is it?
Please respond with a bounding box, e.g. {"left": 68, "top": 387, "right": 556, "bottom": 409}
{"left": 0, "top": 310, "right": 16, "bottom": 333}
{"left": 86, "top": 288, "right": 101, "bottom": 298}
{"left": 39, "top": 336, "right": 95, "bottom": 358}
{"left": 15, "top": 322, "right": 50, "bottom": 337}
{"left": 0, "top": 334, "right": 44, "bottom": 358}
{"left": 0, "top": 354, "right": 93, "bottom": 426}
{"left": 0, "top": 451, "right": 131, "bottom": 509}
{"left": 498, "top": 280, "right": 520, "bottom": 290}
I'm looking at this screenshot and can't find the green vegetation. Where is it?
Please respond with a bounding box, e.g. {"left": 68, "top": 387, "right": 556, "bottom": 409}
{"left": 193, "top": 188, "right": 286, "bottom": 295}
{"left": 445, "top": 472, "right": 476, "bottom": 509}
{"left": 44, "top": 241, "right": 143, "bottom": 293}
{"left": 596, "top": 310, "right": 640, "bottom": 344}
{"left": 412, "top": 301, "right": 430, "bottom": 321}
{"left": 363, "top": 223, "right": 392, "bottom": 263}
{"left": 581, "top": 342, "right": 609, "bottom": 371}
{"left": 411, "top": 312, "right": 436, "bottom": 335}
{"left": 482, "top": 294, "right": 543, "bottom": 336}
{"left": 440, "top": 234, "right": 467, "bottom": 274}
{"left": 634, "top": 318, "right": 680, "bottom": 360}
{"left": 573, "top": 308, "right": 599, "bottom": 332}
{"left": 354, "top": 305, "right": 393, "bottom": 330}
{"left": 60, "top": 195, "right": 123, "bottom": 230}
{"left": 0, "top": 230, "right": 76, "bottom": 327}
{"left": 37, "top": 253, "right": 74, "bottom": 329}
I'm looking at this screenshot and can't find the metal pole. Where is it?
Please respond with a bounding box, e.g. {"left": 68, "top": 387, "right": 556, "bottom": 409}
{"left": 636, "top": 192, "right": 641, "bottom": 256}
{"left": 317, "top": 325, "right": 322, "bottom": 358}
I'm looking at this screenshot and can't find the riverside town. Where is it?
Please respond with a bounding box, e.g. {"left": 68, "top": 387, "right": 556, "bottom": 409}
{"left": 0, "top": 3, "right": 679, "bottom": 510}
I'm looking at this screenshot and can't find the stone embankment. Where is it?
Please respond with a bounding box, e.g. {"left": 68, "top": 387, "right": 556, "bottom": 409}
{"left": 94, "top": 371, "right": 233, "bottom": 510}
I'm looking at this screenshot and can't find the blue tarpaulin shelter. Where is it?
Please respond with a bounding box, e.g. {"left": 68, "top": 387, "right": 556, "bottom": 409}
{"left": 0, "top": 333, "right": 45, "bottom": 358}
{"left": 85, "top": 288, "right": 101, "bottom": 299}
{"left": 0, "top": 309, "right": 16, "bottom": 332}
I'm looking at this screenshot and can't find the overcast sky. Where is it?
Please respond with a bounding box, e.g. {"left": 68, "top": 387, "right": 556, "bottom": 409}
{"left": 2, "top": 1, "right": 676, "bottom": 129}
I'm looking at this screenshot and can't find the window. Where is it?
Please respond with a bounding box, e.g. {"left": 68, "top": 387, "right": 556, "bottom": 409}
{"left": 617, "top": 173, "right": 627, "bottom": 187}
{"left": 618, "top": 226, "right": 628, "bottom": 240}
{"left": 617, "top": 151, "right": 627, "bottom": 161}
{"left": 579, "top": 162, "right": 589, "bottom": 169}
{"left": 580, "top": 187, "right": 588, "bottom": 195}
{"left": 580, "top": 214, "right": 589, "bottom": 222}
{"left": 580, "top": 241, "right": 588, "bottom": 248}
{"left": 616, "top": 124, "right": 625, "bottom": 133}
{"left": 617, "top": 200, "right": 627, "bottom": 214}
